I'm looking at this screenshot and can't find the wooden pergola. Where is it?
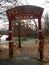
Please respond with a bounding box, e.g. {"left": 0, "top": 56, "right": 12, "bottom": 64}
{"left": 6, "top": 5, "right": 44, "bottom": 60}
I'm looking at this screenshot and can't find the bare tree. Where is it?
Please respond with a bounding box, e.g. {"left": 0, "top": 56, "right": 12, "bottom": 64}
{"left": 43, "top": 13, "right": 49, "bottom": 37}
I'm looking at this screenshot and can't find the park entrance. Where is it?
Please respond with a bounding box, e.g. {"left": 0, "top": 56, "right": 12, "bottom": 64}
{"left": 6, "top": 5, "right": 44, "bottom": 60}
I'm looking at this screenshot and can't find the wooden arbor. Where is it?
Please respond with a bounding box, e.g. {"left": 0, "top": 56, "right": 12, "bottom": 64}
{"left": 6, "top": 5, "right": 44, "bottom": 60}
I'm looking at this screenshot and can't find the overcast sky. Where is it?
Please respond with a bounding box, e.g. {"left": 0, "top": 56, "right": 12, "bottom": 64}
{"left": 27, "top": 0, "right": 45, "bottom": 7}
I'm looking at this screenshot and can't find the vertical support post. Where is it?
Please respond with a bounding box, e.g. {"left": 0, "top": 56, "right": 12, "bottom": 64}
{"left": 38, "top": 18, "right": 44, "bottom": 60}
{"left": 18, "top": 20, "right": 21, "bottom": 48}
{"left": 9, "top": 19, "right": 13, "bottom": 58}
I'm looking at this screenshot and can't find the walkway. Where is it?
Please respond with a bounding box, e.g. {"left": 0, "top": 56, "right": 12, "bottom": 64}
{"left": 0, "top": 52, "right": 44, "bottom": 65}
{"left": 0, "top": 42, "right": 49, "bottom": 65}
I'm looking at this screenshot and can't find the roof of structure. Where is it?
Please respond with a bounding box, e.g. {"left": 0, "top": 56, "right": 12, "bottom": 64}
{"left": 6, "top": 5, "right": 44, "bottom": 19}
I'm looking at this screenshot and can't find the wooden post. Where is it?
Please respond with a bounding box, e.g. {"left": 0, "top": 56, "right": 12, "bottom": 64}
{"left": 18, "top": 20, "right": 21, "bottom": 48}
{"left": 9, "top": 19, "right": 13, "bottom": 58}
{"left": 38, "top": 18, "right": 44, "bottom": 60}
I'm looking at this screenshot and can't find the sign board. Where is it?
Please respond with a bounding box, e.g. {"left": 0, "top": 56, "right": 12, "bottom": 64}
{"left": 6, "top": 5, "right": 44, "bottom": 20}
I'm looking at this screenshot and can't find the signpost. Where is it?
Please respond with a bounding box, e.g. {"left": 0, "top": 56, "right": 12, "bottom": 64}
{"left": 6, "top": 5, "right": 44, "bottom": 60}
{"left": 18, "top": 20, "right": 21, "bottom": 48}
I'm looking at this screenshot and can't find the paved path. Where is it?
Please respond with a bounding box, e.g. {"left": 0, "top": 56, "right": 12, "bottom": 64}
{"left": 0, "top": 51, "right": 49, "bottom": 65}
{"left": 0, "top": 42, "right": 49, "bottom": 65}
{"left": 0, "top": 53, "right": 44, "bottom": 65}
